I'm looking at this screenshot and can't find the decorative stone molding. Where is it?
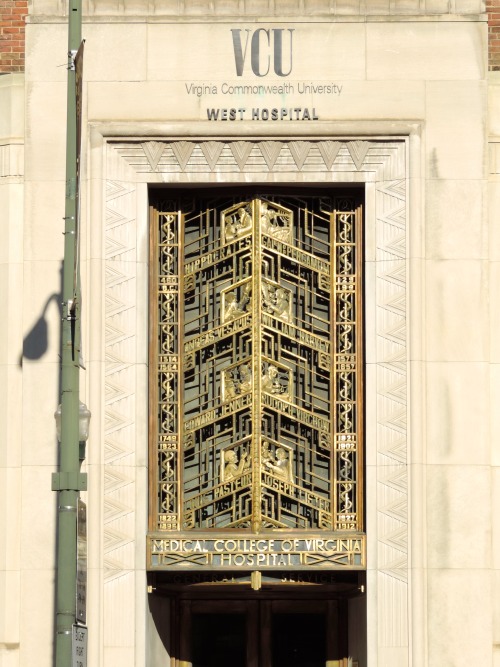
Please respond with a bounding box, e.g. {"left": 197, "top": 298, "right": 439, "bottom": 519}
{"left": 374, "top": 177, "right": 408, "bottom": 649}
{"left": 113, "top": 138, "right": 402, "bottom": 178}
{"left": 30, "top": 0, "right": 484, "bottom": 19}
{"left": 101, "top": 133, "right": 409, "bottom": 659}
{"left": 103, "top": 179, "right": 137, "bottom": 581}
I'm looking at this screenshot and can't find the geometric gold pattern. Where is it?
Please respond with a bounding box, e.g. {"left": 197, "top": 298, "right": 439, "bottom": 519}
{"left": 148, "top": 193, "right": 365, "bottom": 571}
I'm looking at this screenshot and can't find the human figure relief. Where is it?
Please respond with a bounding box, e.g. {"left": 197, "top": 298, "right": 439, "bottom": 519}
{"left": 223, "top": 283, "right": 251, "bottom": 322}
{"left": 223, "top": 363, "right": 252, "bottom": 401}
{"left": 265, "top": 447, "right": 293, "bottom": 483}
{"left": 238, "top": 364, "right": 252, "bottom": 393}
{"left": 260, "top": 201, "right": 291, "bottom": 242}
{"left": 223, "top": 374, "right": 238, "bottom": 400}
{"left": 222, "top": 449, "right": 248, "bottom": 482}
{"left": 261, "top": 283, "right": 292, "bottom": 323}
{"left": 224, "top": 205, "right": 252, "bottom": 242}
{"left": 261, "top": 440, "right": 272, "bottom": 464}
{"left": 261, "top": 364, "right": 289, "bottom": 399}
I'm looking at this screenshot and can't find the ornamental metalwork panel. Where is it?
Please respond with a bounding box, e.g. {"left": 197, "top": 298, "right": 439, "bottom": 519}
{"left": 149, "top": 194, "right": 363, "bottom": 566}
{"left": 152, "top": 210, "right": 181, "bottom": 531}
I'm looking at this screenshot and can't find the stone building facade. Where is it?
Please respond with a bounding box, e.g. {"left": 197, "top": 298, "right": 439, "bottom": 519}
{"left": 1, "top": 1, "right": 499, "bottom": 666}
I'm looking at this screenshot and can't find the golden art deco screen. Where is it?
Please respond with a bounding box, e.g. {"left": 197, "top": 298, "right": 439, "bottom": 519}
{"left": 147, "top": 193, "right": 365, "bottom": 571}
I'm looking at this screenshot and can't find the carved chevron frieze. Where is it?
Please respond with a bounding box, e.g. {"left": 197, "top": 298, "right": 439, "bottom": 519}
{"left": 142, "top": 140, "right": 165, "bottom": 171}
{"left": 318, "top": 140, "right": 342, "bottom": 169}
{"left": 288, "top": 140, "right": 312, "bottom": 169}
{"left": 200, "top": 140, "right": 225, "bottom": 170}
{"left": 112, "top": 139, "right": 405, "bottom": 177}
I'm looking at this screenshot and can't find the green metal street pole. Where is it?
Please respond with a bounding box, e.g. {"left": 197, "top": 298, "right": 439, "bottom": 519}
{"left": 52, "top": 2, "right": 85, "bottom": 666}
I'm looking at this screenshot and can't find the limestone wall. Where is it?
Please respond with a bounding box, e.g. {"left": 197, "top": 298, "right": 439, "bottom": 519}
{"left": 4, "top": 5, "right": 493, "bottom": 667}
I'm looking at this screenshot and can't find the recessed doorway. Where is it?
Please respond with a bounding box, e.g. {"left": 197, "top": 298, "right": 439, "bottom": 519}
{"left": 177, "top": 598, "right": 350, "bottom": 667}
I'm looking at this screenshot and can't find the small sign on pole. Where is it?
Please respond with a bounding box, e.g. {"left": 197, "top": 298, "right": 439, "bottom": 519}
{"left": 76, "top": 498, "right": 87, "bottom": 624}
{"left": 72, "top": 624, "right": 87, "bottom": 667}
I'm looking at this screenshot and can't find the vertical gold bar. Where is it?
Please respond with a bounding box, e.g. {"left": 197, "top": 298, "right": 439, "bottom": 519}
{"left": 251, "top": 199, "right": 263, "bottom": 532}
{"left": 355, "top": 204, "right": 364, "bottom": 532}
{"left": 331, "top": 209, "right": 337, "bottom": 531}
{"left": 148, "top": 206, "right": 158, "bottom": 532}
{"left": 177, "top": 210, "right": 185, "bottom": 532}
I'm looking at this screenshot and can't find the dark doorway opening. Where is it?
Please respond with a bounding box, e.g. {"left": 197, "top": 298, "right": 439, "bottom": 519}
{"left": 175, "top": 596, "right": 356, "bottom": 667}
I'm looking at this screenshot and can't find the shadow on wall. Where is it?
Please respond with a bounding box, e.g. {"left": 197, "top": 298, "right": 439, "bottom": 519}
{"left": 18, "top": 264, "right": 64, "bottom": 667}
{"left": 19, "top": 263, "right": 63, "bottom": 364}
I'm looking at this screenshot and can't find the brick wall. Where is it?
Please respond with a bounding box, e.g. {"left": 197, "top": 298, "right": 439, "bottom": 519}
{"left": 0, "top": 1, "right": 28, "bottom": 73}
{"left": 488, "top": 0, "right": 500, "bottom": 70}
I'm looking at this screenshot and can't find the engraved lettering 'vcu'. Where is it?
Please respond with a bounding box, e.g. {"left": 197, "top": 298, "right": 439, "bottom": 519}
{"left": 148, "top": 194, "right": 364, "bottom": 568}
{"left": 231, "top": 28, "right": 294, "bottom": 77}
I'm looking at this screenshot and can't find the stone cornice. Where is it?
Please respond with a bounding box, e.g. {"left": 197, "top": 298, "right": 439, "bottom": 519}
{"left": 27, "top": 13, "right": 487, "bottom": 23}
{"left": 27, "top": 0, "right": 486, "bottom": 22}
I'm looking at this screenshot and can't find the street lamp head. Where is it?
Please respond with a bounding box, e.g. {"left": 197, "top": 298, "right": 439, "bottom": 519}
{"left": 78, "top": 401, "right": 91, "bottom": 442}
{"left": 54, "top": 400, "right": 91, "bottom": 443}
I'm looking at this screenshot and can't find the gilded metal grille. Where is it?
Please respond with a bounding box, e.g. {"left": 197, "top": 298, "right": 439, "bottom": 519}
{"left": 148, "top": 194, "right": 364, "bottom": 569}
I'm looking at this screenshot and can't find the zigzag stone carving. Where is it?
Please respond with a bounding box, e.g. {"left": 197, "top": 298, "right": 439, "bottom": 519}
{"left": 113, "top": 139, "right": 403, "bottom": 175}
{"left": 375, "top": 178, "right": 408, "bottom": 648}
{"left": 104, "top": 180, "right": 137, "bottom": 582}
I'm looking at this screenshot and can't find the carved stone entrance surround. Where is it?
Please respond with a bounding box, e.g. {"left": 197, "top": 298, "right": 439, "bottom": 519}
{"left": 87, "top": 122, "right": 421, "bottom": 666}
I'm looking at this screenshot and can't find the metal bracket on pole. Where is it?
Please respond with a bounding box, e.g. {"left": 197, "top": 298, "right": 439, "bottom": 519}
{"left": 52, "top": 472, "right": 88, "bottom": 491}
